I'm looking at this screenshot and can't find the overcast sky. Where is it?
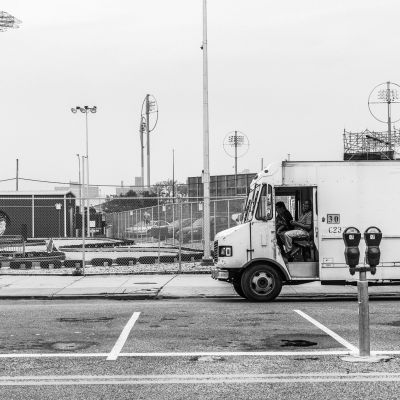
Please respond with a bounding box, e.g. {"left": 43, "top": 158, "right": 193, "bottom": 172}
{"left": 1, "top": 0, "right": 400, "bottom": 195}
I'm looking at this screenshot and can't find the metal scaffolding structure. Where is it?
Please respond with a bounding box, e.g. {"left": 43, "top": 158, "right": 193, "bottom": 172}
{"left": 343, "top": 129, "right": 400, "bottom": 160}
{"left": 0, "top": 11, "right": 21, "bottom": 32}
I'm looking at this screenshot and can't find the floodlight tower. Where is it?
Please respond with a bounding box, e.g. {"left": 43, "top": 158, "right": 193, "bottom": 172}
{"left": 139, "top": 116, "right": 146, "bottom": 188}
{"left": 223, "top": 130, "right": 250, "bottom": 194}
{"left": 368, "top": 81, "right": 400, "bottom": 158}
{"left": 140, "top": 94, "right": 158, "bottom": 189}
{"left": 0, "top": 11, "right": 22, "bottom": 31}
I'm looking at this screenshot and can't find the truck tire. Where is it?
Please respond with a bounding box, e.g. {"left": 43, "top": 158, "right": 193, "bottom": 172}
{"left": 232, "top": 279, "right": 246, "bottom": 298}
{"left": 241, "top": 264, "right": 282, "bottom": 302}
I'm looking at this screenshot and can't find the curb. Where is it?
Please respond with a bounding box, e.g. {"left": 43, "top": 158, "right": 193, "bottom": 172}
{"left": 0, "top": 270, "right": 211, "bottom": 276}
{"left": 1, "top": 292, "right": 400, "bottom": 301}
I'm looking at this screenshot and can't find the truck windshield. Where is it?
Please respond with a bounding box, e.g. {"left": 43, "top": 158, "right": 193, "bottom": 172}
{"left": 242, "top": 184, "right": 260, "bottom": 223}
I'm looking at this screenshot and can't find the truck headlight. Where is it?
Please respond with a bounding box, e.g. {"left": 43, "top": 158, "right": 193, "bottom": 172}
{"left": 219, "top": 246, "right": 232, "bottom": 257}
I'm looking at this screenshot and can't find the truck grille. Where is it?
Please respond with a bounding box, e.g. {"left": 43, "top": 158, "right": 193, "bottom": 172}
{"left": 213, "top": 240, "right": 218, "bottom": 263}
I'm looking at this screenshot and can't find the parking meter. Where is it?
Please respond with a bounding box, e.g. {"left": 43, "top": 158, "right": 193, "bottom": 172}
{"left": 364, "top": 227, "right": 382, "bottom": 275}
{"left": 343, "top": 227, "right": 361, "bottom": 275}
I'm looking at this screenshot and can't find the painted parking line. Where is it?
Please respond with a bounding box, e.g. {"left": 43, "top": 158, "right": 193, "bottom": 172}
{"left": 0, "top": 350, "right": 351, "bottom": 358}
{"left": 119, "top": 350, "right": 351, "bottom": 357}
{"left": 3, "top": 372, "right": 400, "bottom": 386}
{"left": 3, "top": 349, "right": 400, "bottom": 358}
{"left": 294, "top": 309, "right": 358, "bottom": 353}
{"left": 107, "top": 311, "right": 141, "bottom": 361}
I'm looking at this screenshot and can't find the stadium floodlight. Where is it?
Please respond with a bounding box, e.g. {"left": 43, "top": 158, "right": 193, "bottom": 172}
{"left": 0, "top": 11, "right": 22, "bottom": 32}
{"left": 368, "top": 81, "right": 400, "bottom": 158}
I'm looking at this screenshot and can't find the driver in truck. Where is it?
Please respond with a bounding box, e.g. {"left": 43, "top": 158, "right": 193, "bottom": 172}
{"left": 279, "top": 199, "right": 313, "bottom": 257}
{"left": 275, "top": 201, "right": 293, "bottom": 255}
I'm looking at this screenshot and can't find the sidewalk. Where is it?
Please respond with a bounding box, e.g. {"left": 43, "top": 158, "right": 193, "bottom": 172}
{"left": 1, "top": 274, "right": 400, "bottom": 300}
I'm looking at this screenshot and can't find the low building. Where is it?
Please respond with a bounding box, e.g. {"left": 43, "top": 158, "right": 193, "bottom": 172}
{"left": 187, "top": 173, "right": 256, "bottom": 199}
{"left": 0, "top": 191, "right": 76, "bottom": 238}
{"left": 55, "top": 182, "right": 100, "bottom": 201}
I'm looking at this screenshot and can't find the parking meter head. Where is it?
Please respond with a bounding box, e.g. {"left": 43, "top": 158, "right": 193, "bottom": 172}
{"left": 364, "top": 226, "right": 382, "bottom": 270}
{"left": 343, "top": 227, "right": 361, "bottom": 269}
{"left": 364, "top": 226, "right": 382, "bottom": 246}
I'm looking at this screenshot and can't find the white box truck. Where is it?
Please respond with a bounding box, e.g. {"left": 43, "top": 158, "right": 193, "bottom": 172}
{"left": 211, "top": 160, "right": 400, "bottom": 301}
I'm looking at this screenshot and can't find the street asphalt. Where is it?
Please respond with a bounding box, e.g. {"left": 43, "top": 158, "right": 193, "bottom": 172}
{"left": 1, "top": 299, "right": 400, "bottom": 399}
{"left": 0, "top": 274, "right": 400, "bottom": 300}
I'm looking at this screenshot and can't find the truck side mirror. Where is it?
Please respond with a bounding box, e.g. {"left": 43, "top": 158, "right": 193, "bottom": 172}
{"left": 343, "top": 227, "right": 361, "bottom": 275}
{"left": 364, "top": 226, "right": 382, "bottom": 275}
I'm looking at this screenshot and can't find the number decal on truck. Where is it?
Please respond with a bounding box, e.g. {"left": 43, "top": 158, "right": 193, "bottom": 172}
{"left": 327, "top": 214, "right": 340, "bottom": 224}
{"left": 328, "top": 226, "right": 342, "bottom": 234}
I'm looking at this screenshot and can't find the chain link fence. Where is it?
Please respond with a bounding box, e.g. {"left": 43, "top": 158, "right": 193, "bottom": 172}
{"left": 0, "top": 195, "right": 246, "bottom": 272}
{"left": 105, "top": 197, "right": 246, "bottom": 248}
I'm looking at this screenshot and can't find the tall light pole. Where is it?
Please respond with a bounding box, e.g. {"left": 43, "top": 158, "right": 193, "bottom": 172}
{"left": 76, "top": 153, "right": 82, "bottom": 235}
{"left": 81, "top": 155, "right": 86, "bottom": 275}
{"left": 71, "top": 105, "right": 97, "bottom": 236}
{"left": 201, "top": 0, "right": 212, "bottom": 264}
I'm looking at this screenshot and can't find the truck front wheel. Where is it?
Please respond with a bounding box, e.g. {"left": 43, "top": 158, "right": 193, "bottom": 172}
{"left": 232, "top": 279, "right": 246, "bottom": 298}
{"left": 241, "top": 264, "right": 282, "bottom": 302}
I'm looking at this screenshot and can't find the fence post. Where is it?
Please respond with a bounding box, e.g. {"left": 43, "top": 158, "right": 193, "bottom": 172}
{"left": 172, "top": 204, "right": 175, "bottom": 245}
{"left": 227, "top": 199, "right": 230, "bottom": 229}
{"left": 213, "top": 200, "right": 216, "bottom": 239}
{"left": 190, "top": 202, "right": 193, "bottom": 243}
{"left": 178, "top": 200, "right": 182, "bottom": 273}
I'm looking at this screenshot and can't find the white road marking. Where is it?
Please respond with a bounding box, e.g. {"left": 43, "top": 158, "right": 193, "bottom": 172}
{"left": 0, "top": 353, "right": 108, "bottom": 358}
{"left": 107, "top": 311, "right": 141, "bottom": 361}
{"left": 2, "top": 372, "right": 400, "bottom": 385}
{"left": 0, "top": 349, "right": 400, "bottom": 358}
{"left": 0, "top": 350, "right": 350, "bottom": 358}
{"left": 294, "top": 309, "right": 358, "bottom": 353}
{"left": 119, "top": 350, "right": 351, "bottom": 357}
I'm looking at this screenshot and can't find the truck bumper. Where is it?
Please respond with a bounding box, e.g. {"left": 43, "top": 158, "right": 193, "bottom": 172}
{"left": 211, "top": 267, "right": 229, "bottom": 280}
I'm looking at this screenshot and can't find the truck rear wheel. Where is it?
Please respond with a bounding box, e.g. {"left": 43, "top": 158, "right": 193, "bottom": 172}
{"left": 241, "top": 264, "right": 282, "bottom": 302}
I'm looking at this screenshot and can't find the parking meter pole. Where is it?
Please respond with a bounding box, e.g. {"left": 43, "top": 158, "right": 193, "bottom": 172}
{"left": 358, "top": 270, "right": 370, "bottom": 357}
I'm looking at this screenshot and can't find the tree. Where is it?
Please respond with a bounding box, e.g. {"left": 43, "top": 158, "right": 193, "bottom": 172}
{"left": 152, "top": 179, "right": 188, "bottom": 200}
{"left": 102, "top": 191, "right": 157, "bottom": 213}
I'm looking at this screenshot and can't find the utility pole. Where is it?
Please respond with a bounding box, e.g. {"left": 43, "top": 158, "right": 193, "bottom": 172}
{"left": 146, "top": 94, "right": 151, "bottom": 189}
{"left": 172, "top": 149, "right": 175, "bottom": 199}
{"left": 234, "top": 130, "right": 238, "bottom": 195}
{"left": 140, "top": 94, "right": 158, "bottom": 190}
{"left": 202, "top": 0, "right": 212, "bottom": 264}
{"left": 140, "top": 116, "right": 145, "bottom": 188}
